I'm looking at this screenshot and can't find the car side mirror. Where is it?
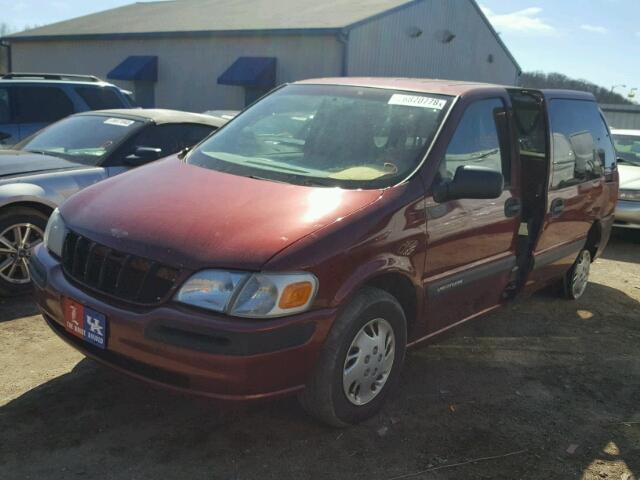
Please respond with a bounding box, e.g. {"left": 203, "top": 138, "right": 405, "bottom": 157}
{"left": 433, "top": 165, "right": 504, "bottom": 203}
{"left": 125, "top": 146, "right": 163, "bottom": 165}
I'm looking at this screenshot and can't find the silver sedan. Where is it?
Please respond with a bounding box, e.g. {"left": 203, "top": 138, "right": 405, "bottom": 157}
{"left": 0, "top": 108, "right": 230, "bottom": 294}
{"left": 611, "top": 129, "right": 640, "bottom": 230}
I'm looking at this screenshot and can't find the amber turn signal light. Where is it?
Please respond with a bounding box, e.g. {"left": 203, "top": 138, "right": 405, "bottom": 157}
{"left": 279, "top": 281, "right": 314, "bottom": 309}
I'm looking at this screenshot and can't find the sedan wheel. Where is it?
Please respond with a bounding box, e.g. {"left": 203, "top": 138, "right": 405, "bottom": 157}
{"left": 0, "top": 207, "right": 49, "bottom": 296}
{"left": 0, "top": 223, "right": 44, "bottom": 285}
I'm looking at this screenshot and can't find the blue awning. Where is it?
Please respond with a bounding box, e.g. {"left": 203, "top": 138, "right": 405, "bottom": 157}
{"left": 108, "top": 56, "right": 158, "bottom": 82}
{"left": 217, "top": 57, "right": 276, "bottom": 88}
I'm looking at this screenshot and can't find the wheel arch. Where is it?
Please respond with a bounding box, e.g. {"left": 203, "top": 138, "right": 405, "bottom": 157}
{"left": 361, "top": 271, "right": 421, "bottom": 339}
{"left": 585, "top": 221, "right": 602, "bottom": 259}
{"left": 0, "top": 199, "right": 56, "bottom": 219}
{"left": 0, "top": 182, "right": 58, "bottom": 218}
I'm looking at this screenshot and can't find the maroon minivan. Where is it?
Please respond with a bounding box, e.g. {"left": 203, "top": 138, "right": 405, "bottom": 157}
{"left": 31, "top": 78, "right": 618, "bottom": 426}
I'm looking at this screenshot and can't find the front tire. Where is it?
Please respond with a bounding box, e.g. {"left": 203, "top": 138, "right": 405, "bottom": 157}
{"left": 0, "top": 207, "right": 48, "bottom": 296}
{"left": 299, "top": 287, "right": 407, "bottom": 427}
{"left": 562, "top": 249, "right": 591, "bottom": 300}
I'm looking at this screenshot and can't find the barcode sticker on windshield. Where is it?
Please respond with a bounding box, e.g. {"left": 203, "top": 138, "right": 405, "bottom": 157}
{"left": 104, "top": 118, "right": 135, "bottom": 127}
{"left": 388, "top": 94, "right": 447, "bottom": 110}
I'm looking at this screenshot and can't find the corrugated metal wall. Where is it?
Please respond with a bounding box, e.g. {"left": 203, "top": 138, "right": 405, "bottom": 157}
{"left": 11, "top": 35, "right": 343, "bottom": 111}
{"left": 347, "top": 0, "right": 519, "bottom": 85}
{"left": 602, "top": 104, "right": 640, "bottom": 130}
{"left": 10, "top": 0, "right": 519, "bottom": 109}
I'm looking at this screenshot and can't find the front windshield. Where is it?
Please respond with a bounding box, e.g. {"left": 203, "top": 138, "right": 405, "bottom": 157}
{"left": 613, "top": 134, "right": 640, "bottom": 166}
{"left": 20, "top": 115, "right": 143, "bottom": 165}
{"left": 188, "top": 84, "right": 452, "bottom": 189}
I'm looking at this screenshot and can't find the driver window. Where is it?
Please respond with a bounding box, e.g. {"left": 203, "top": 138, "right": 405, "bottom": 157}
{"left": 440, "top": 98, "right": 509, "bottom": 186}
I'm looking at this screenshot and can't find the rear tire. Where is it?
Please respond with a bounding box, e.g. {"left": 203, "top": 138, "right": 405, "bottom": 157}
{"left": 298, "top": 287, "right": 407, "bottom": 427}
{"left": 0, "top": 207, "right": 49, "bottom": 296}
{"left": 562, "top": 249, "right": 591, "bottom": 300}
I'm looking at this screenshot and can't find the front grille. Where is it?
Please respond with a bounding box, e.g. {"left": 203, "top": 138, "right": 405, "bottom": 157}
{"left": 61, "top": 230, "right": 181, "bottom": 305}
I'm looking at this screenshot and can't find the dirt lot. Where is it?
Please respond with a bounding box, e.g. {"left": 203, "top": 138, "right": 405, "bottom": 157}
{"left": 1, "top": 232, "right": 639, "bottom": 480}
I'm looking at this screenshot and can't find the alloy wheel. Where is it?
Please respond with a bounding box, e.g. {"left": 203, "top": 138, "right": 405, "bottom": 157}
{"left": 0, "top": 223, "right": 44, "bottom": 285}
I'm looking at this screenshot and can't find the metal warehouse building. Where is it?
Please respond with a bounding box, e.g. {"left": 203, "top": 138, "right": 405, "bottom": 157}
{"left": 2, "top": 0, "right": 521, "bottom": 111}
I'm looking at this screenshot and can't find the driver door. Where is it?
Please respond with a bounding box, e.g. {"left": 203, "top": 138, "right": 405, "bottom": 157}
{"left": 423, "top": 97, "right": 521, "bottom": 335}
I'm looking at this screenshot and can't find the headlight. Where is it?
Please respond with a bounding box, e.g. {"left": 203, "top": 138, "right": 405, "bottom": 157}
{"left": 619, "top": 189, "right": 640, "bottom": 202}
{"left": 43, "top": 208, "right": 68, "bottom": 257}
{"left": 175, "top": 270, "right": 318, "bottom": 318}
{"left": 175, "top": 270, "right": 247, "bottom": 312}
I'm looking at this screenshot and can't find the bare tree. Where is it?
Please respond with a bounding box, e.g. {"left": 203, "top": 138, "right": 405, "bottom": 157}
{"left": 520, "top": 71, "right": 633, "bottom": 105}
{"left": 0, "top": 23, "right": 13, "bottom": 37}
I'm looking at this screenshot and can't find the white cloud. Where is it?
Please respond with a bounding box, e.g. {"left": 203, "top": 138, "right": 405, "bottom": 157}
{"left": 481, "top": 5, "right": 555, "bottom": 34}
{"left": 580, "top": 24, "right": 608, "bottom": 34}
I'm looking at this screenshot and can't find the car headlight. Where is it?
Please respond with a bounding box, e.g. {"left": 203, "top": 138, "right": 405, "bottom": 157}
{"left": 619, "top": 189, "right": 640, "bottom": 202}
{"left": 43, "top": 208, "right": 68, "bottom": 257}
{"left": 175, "top": 270, "right": 318, "bottom": 318}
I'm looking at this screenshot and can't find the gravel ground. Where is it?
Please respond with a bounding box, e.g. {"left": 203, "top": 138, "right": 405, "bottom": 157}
{"left": 1, "top": 231, "right": 639, "bottom": 480}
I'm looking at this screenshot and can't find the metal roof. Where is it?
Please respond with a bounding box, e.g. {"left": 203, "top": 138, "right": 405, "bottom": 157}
{"left": 4, "top": 0, "right": 520, "bottom": 74}
{"left": 7, "top": 0, "right": 412, "bottom": 38}
{"left": 79, "top": 108, "right": 231, "bottom": 128}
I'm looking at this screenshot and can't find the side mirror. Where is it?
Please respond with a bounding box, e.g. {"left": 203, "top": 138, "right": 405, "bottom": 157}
{"left": 125, "top": 146, "right": 163, "bottom": 165}
{"left": 433, "top": 165, "right": 504, "bottom": 203}
{"left": 177, "top": 146, "right": 191, "bottom": 160}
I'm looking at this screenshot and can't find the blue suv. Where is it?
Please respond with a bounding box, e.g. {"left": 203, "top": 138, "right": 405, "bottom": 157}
{"left": 0, "top": 73, "right": 135, "bottom": 146}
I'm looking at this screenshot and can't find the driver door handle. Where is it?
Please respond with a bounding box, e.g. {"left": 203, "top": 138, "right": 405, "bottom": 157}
{"left": 504, "top": 197, "right": 521, "bottom": 218}
{"left": 550, "top": 198, "right": 565, "bottom": 217}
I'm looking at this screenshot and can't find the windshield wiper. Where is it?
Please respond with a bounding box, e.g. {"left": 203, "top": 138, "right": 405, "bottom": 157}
{"left": 25, "top": 149, "right": 51, "bottom": 155}
{"left": 248, "top": 175, "right": 291, "bottom": 184}
{"left": 248, "top": 174, "right": 334, "bottom": 188}
{"left": 298, "top": 177, "right": 335, "bottom": 187}
{"left": 473, "top": 148, "right": 500, "bottom": 160}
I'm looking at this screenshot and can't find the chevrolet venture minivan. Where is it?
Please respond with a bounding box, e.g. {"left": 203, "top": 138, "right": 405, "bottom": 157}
{"left": 31, "top": 78, "right": 618, "bottom": 426}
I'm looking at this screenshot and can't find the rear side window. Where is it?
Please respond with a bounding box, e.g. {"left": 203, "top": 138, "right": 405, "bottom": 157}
{"left": 115, "top": 123, "right": 215, "bottom": 164}
{"left": 0, "top": 88, "right": 11, "bottom": 124}
{"left": 441, "top": 98, "right": 510, "bottom": 185}
{"left": 549, "top": 99, "right": 613, "bottom": 189}
{"left": 75, "top": 87, "right": 126, "bottom": 110}
{"left": 14, "top": 86, "right": 74, "bottom": 123}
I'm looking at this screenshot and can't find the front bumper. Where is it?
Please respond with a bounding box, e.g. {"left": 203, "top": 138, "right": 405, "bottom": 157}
{"left": 30, "top": 244, "right": 336, "bottom": 401}
{"left": 614, "top": 199, "right": 640, "bottom": 229}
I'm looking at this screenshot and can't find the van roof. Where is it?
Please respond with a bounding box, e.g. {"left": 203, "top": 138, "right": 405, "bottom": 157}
{"left": 295, "top": 77, "right": 597, "bottom": 101}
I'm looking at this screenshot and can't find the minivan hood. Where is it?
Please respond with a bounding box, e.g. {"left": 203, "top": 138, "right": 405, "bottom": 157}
{"left": 61, "top": 157, "right": 384, "bottom": 271}
{"left": 619, "top": 164, "right": 640, "bottom": 190}
{"left": 0, "top": 149, "right": 86, "bottom": 178}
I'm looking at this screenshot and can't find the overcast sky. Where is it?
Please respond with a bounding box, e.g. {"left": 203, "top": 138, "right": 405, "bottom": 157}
{"left": 1, "top": 0, "right": 638, "bottom": 97}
